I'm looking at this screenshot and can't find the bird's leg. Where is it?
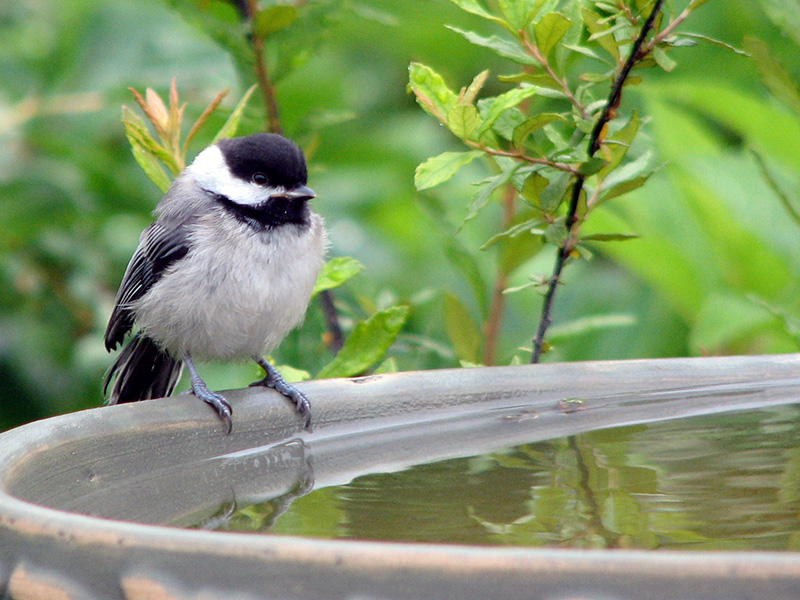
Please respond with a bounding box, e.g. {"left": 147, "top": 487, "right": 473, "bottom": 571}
{"left": 250, "top": 356, "right": 312, "bottom": 430}
{"left": 183, "top": 352, "right": 233, "bottom": 434}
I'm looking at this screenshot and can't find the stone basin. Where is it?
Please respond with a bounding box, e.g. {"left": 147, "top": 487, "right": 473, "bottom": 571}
{"left": 1, "top": 355, "right": 800, "bottom": 599}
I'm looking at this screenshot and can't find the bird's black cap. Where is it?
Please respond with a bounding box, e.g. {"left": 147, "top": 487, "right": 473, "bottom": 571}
{"left": 216, "top": 133, "right": 308, "bottom": 189}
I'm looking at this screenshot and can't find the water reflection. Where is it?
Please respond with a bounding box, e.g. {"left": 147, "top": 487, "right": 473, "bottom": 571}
{"left": 195, "top": 406, "right": 800, "bottom": 551}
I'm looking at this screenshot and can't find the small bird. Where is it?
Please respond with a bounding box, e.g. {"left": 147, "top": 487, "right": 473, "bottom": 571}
{"left": 104, "top": 133, "right": 327, "bottom": 432}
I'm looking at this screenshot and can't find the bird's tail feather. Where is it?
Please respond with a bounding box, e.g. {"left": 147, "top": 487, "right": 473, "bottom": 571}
{"left": 104, "top": 333, "right": 183, "bottom": 405}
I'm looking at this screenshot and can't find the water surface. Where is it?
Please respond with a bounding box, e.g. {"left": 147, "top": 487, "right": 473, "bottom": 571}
{"left": 193, "top": 406, "right": 800, "bottom": 550}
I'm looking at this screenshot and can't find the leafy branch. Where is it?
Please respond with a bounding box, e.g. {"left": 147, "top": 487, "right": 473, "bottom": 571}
{"left": 409, "top": 0, "right": 710, "bottom": 365}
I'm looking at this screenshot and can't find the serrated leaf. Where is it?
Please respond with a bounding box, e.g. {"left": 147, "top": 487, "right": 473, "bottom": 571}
{"left": 414, "top": 150, "right": 483, "bottom": 191}
{"left": 316, "top": 306, "right": 409, "bottom": 379}
{"left": 512, "top": 113, "right": 567, "bottom": 146}
{"left": 213, "top": 84, "right": 257, "bottom": 142}
{"left": 408, "top": 62, "right": 459, "bottom": 122}
{"left": 312, "top": 256, "right": 364, "bottom": 297}
{"left": 535, "top": 12, "right": 571, "bottom": 58}
{"left": 448, "top": 104, "right": 481, "bottom": 139}
{"left": 254, "top": 5, "right": 298, "bottom": 37}
{"left": 447, "top": 26, "right": 538, "bottom": 66}
{"left": 477, "top": 86, "right": 540, "bottom": 135}
{"left": 444, "top": 292, "right": 481, "bottom": 363}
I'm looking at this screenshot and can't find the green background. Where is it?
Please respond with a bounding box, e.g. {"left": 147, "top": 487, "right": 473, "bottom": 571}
{"left": 1, "top": 0, "right": 799, "bottom": 431}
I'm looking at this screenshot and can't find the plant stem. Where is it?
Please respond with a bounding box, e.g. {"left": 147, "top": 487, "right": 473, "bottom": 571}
{"left": 531, "top": 0, "right": 666, "bottom": 364}
{"left": 483, "top": 182, "right": 516, "bottom": 365}
{"left": 245, "top": 0, "right": 283, "bottom": 134}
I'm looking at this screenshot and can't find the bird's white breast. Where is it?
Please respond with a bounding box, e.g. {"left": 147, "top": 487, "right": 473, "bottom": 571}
{"left": 134, "top": 211, "right": 326, "bottom": 361}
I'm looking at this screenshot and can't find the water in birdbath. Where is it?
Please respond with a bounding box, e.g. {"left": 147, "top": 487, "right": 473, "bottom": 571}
{"left": 186, "top": 404, "right": 800, "bottom": 551}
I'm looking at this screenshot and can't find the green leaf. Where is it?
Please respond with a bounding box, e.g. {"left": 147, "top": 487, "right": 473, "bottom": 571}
{"left": 126, "top": 135, "right": 172, "bottom": 192}
{"left": 512, "top": 113, "right": 567, "bottom": 146}
{"left": 679, "top": 33, "right": 747, "bottom": 55}
{"left": 446, "top": 26, "right": 538, "bottom": 66}
{"left": 757, "top": 0, "right": 800, "bottom": 46}
{"left": 539, "top": 172, "right": 571, "bottom": 213}
{"left": 751, "top": 150, "right": 800, "bottom": 226}
{"left": 544, "top": 219, "right": 567, "bottom": 245}
{"left": 652, "top": 46, "right": 677, "bottom": 72}
{"left": 316, "top": 306, "right": 410, "bottom": 379}
{"left": 414, "top": 150, "right": 483, "bottom": 191}
{"left": 597, "top": 173, "right": 651, "bottom": 206}
{"left": 122, "top": 109, "right": 173, "bottom": 191}
{"left": 580, "top": 232, "right": 639, "bottom": 242}
{"left": 547, "top": 313, "right": 636, "bottom": 341}
{"left": 254, "top": 5, "right": 299, "bottom": 37}
{"left": 448, "top": 104, "right": 481, "bottom": 140}
{"left": 578, "top": 156, "right": 607, "bottom": 176}
{"left": 213, "top": 84, "right": 257, "bottom": 142}
{"left": 443, "top": 292, "right": 481, "bottom": 363}
{"left": 273, "top": 364, "right": 310, "bottom": 384}
{"left": 581, "top": 8, "right": 620, "bottom": 61}
{"left": 744, "top": 36, "right": 800, "bottom": 117}
{"left": 460, "top": 70, "right": 490, "bottom": 105}
{"left": 520, "top": 171, "right": 550, "bottom": 206}
{"left": 498, "top": 0, "right": 538, "bottom": 30}
{"left": 598, "top": 112, "right": 640, "bottom": 179}
{"left": 449, "top": 0, "right": 511, "bottom": 31}
{"left": 534, "top": 12, "right": 571, "bottom": 58}
{"left": 463, "top": 161, "right": 520, "bottom": 224}
{"left": 312, "top": 256, "right": 364, "bottom": 297}
{"left": 408, "top": 62, "right": 459, "bottom": 122}
{"left": 481, "top": 216, "right": 543, "bottom": 249}
{"left": 477, "top": 86, "right": 540, "bottom": 135}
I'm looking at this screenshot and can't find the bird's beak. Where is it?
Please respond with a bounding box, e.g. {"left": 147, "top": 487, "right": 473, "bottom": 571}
{"left": 283, "top": 185, "right": 316, "bottom": 201}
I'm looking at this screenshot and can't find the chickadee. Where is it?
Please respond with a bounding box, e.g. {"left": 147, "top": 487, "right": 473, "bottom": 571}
{"left": 104, "top": 133, "right": 327, "bottom": 432}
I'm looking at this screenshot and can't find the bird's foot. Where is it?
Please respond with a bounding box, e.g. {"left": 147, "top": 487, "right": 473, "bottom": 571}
{"left": 191, "top": 379, "right": 233, "bottom": 434}
{"left": 251, "top": 358, "right": 312, "bottom": 430}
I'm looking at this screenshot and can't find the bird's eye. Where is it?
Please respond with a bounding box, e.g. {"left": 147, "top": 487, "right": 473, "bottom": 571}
{"left": 252, "top": 172, "right": 268, "bottom": 185}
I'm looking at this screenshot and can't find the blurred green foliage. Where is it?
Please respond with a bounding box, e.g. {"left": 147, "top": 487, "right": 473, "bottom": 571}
{"left": 1, "top": 0, "right": 800, "bottom": 431}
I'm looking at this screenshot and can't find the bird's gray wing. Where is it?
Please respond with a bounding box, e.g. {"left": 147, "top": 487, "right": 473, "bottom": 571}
{"left": 104, "top": 219, "right": 191, "bottom": 351}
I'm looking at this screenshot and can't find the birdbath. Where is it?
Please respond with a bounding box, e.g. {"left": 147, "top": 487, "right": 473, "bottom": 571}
{"left": 2, "top": 355, "right": 800, "bottom": 599}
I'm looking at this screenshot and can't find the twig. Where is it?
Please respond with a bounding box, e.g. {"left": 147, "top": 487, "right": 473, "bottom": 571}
{"left": 531, "top": 0, "right": 666, "bottom": 364}
{"left": 483, "top": 182, "right": 516, "bottom": 365}
{"left": 467, "top": 141, "right": 580, "bottom": 175}
{"left": 245, "top": 0, "right": 283, "bottom": 134}
{"left": 521, "top": 32, "right": 589, "bottom": 119}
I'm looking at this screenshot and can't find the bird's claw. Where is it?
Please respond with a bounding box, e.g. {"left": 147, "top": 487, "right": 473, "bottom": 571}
{"left": 250, "top": 365, "right": 312, "bottom": 431}
{"left": 192, "top": 385, "right": 233, "bottom": 434}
